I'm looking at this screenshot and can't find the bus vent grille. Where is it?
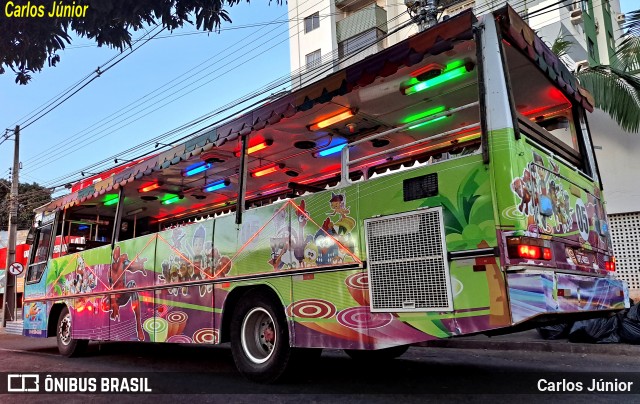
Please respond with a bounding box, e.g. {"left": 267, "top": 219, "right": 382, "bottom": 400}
{"left": 365, "top": 208, "right": 453, "bottom": 312}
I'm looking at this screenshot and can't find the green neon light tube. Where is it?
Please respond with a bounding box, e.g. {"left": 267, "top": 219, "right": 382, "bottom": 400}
{"left": 408, "top": 116, "right": 448, "bottom": 130}
{"left": 404, "top": 66, "right": 468, "bottom": 96}
{"left": 103, "top": 195, "right": 119, "bottom": 206}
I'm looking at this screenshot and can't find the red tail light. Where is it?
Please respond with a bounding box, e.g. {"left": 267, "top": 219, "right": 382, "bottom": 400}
{"left": 605, "top": 257, "right": 616, "bottom": 271}
{"left": 515, "top": 245, "right": 552, "bottom": 261}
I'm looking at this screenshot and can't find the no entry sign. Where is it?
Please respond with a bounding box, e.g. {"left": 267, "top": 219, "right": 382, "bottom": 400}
{"left": 8, "top": 262, "right": 24, "bottom": 276}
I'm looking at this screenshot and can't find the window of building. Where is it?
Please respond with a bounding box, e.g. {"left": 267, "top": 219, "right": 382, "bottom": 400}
{"left": 608, "top": 32, "right": 615, "bottom": 51}
{"left": 587, "top": 37, "right": 596, "bottom": 60}
{"left": 304, "top": 12, "right": 320, "bottom": 33}
{"left": 581, "top": 0, "right": 589, "bottom": 14}
{"left": 338, "top": 29, "right": 384, "bottom": 59}
{"left": 305, "top": 49, "right": 321, "bottom": 69}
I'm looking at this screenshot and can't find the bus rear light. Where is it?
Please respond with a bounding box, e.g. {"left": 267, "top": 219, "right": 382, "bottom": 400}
{"left": 507, "top": 237, "right": 552, "bottom": 261}
{"left": 605, "top": 257, "right": 616, "bottom": 271}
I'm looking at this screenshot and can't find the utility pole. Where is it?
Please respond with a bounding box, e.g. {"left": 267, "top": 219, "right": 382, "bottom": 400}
{"left": 2, "top": 125, "right": 19, "bottom": 327}
{"left": 405, "top": 0, "right": 439, "bottom": 31}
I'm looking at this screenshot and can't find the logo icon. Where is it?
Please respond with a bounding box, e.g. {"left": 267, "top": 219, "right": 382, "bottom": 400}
{"left": 7, "top": 374, "right": 39, "bottom": 392}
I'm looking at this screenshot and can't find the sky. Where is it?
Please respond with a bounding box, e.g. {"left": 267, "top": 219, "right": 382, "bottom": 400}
{"left": 1, "top": 0, "right": 638, "bottom": 196}
{"left": 0, "top": 1, "right": 299, "bottom": 193}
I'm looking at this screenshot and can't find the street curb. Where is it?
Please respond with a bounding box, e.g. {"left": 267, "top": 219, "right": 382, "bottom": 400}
{"left": 425, "top": 338, "right": 640, "bottom": 356}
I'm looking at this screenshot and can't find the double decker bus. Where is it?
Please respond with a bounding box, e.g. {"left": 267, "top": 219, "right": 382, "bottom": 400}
{"left": 23, "top": 6, "right": 628, "bottom": 383}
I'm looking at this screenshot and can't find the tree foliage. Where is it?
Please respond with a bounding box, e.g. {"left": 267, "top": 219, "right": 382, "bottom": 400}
{"left": 0, "top": 0, "right": 257, "bottom": 84}
{"left": 576, "top": 9, "right": 640, "bottom": 133}
{"left": 0, "top": 179, "right": 52, "bottom": 230}
{"left": 550, "top": 31, "right": 572, "bottom": 59}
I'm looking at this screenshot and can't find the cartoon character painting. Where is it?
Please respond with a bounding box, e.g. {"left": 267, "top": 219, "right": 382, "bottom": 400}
{"left": 104, "top": 245, "right": 148, "bottom": 341}
{"left": 510, "top": 152, "right": 574, "bottom": 236}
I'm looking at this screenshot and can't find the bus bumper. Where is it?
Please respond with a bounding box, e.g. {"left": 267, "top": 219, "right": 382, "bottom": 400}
{"left": 506, "top": 271, "right": 629, "bottom": 324}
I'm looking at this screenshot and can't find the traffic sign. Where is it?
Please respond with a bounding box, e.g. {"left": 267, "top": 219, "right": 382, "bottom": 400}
{"left": 8, "top": 262, "right": 24, "bottom": 276}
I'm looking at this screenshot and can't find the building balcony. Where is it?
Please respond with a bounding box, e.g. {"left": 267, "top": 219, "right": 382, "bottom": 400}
{"left": 335, "top": 0, "right": 376, "bottom": 12}
{"left": 336, "top": 4, "right": 388, "bottom": 43}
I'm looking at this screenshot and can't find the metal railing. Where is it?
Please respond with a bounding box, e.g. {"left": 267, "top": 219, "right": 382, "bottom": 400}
{"left": 339, "top": 101, "right": 480, "bottom": 186}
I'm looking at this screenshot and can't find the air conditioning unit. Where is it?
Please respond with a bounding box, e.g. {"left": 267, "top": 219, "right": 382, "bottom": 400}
{"left": 570, "top": 9, "right": 583, "bottom": 25}
{"left": 575, "top": 60, "right": 589, "bottom": 72}
{"left": 617, "top": 14, "right": 626, "bottom": 23}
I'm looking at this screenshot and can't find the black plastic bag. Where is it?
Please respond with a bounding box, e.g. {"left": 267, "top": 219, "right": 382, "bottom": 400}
{"left": 568, "top": 316, "right": 621, "bottom": 344}
{"left": 626, "top": 302, "right": 640, "bottom": 322}
{"left": 536, "top": 323, "right": 571, "bottom": 340}
{"left": 619, "top": 318, "right": 640, "bottom": 344}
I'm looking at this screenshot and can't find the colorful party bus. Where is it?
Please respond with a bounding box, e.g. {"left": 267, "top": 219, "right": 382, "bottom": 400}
{"left": 23, "top": 6, "right": 628, "bottom": 382}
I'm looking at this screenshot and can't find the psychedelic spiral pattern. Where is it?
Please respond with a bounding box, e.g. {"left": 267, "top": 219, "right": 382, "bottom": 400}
{"left": 345, "top": 272, "right": 368, "bottom": 290}
{"left": 286, "top": 299, "right": 337, "bottom": 319}
{"left": 193, "top": 328, "right": 218, "bottom": 344}
{"left": 167, "top": 334, "right": 193, "bottom": 343}
{"left": 166, "top": 310, "right": 188, "bottom": 337}
{"left": 143, "top": 317, "right": 169, "bottom": 342}
{"left": 337, "top": 306, "right": 393, "bottom": 330}
{"left": 344, "top": 272, "right": 370, "bottom": 306}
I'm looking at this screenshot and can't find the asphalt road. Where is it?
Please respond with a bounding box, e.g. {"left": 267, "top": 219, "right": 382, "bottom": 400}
{"left": 0, "top": 332, "right": 639, "bottom": 403}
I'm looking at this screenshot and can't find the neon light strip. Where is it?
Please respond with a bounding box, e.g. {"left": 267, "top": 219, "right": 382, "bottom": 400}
{"left": 309, "top": 110, "right": 354, "bottom": 131}
{"left": 103, "top": 195, "right": 119, "bottom": 206}
{"left": 204, "top": 180, "right": 228, "bottom": 192}
{"left": 139, "top": 183, "right": 160, "bottom": 193}
{"left": 404, "top": 66, "right": 468, "bottom": 96}
{"left": 316, "top": 139, "right": 347, "bottom": 157}
{"left": 408, "top": 116, "right": 448, "bottom": 130}
{"left": 184, "top": 162, "right": 211, "bottom": 177}
{"left": 236, "top": 140, "right": 273, "bottom": 156}
{"left": 251, "top": 165, "right": 281, "bottom": 177}
{"left": 162, "top": 195, "right": 181, "bottom": 205}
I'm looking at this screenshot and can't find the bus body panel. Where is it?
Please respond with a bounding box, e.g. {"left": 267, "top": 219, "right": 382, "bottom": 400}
{"left": 507, "top": 272, "right": 628, "bottom": 324}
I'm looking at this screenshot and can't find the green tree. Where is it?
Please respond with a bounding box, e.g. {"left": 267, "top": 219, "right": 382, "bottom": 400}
{"left": 0, "top": 180, "right": 52, "bottom": 230}
{"left": 0, "top": 0, "right": 267, "bottom": 84}
{"left": 573, "top": 10, "right": 640, "bottom": 133}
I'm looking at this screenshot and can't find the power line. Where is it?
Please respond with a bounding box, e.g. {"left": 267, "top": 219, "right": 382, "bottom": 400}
{"left": 40, "top": 12, "right": 413, "bottom": 190}
{"left": 22, "top": 0, "right": 387, "bottom": 182}
{"left": 19, "top": 26, "right": 167, "bottom": 131}
{"left": 17, "top": 0, "right": 530, "bottom": 189}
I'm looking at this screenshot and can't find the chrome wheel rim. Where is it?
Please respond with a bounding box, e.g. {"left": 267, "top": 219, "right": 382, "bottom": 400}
{"left": 240, "top": 307, "right": 276, "bottom": 364}
{"left": 59, "top": 312, "right": 72, "bottom": 346}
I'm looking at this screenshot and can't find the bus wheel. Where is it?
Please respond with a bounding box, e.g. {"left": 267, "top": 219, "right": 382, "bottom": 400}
{"left": 230, "top": 292, "right": 290, "bottom": 383}
{"left": 56, "top": 306, "right": 88, "bottom": 357}
{"left": 344, "top": 345, "right": 409, "bottom": 361}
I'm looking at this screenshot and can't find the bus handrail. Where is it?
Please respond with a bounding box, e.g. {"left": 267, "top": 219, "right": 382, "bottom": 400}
{"left": 340, "top": 101, "right": 480, "bottom": 186}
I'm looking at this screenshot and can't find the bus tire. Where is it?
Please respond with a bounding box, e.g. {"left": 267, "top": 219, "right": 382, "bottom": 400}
{"left": 56, "top": 306, "right": 88, "bottom": 357}
{"left": 344, "top": 345, "right": 409, "bottom": 361}
{"left": 230, "top": 292, "right": 291, "bottom": 383}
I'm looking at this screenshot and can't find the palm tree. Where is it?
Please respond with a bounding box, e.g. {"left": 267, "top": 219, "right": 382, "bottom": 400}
{"left": 574, "top": 10, "right": 640, "bottom": 133}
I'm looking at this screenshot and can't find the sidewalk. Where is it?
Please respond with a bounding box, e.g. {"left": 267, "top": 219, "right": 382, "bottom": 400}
{"left": 425, "top": 328, "right": 640, "bottom": 356}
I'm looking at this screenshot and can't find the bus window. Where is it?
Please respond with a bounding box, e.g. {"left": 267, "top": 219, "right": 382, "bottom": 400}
{"left": 534, "top": 111, "right": 578, "bottom": 152}
{"left": 59, "top": 199, "right": 117, "bottom": 253}
{"left": 503, "top": 40, "right": 586, "bottom": 171}
{"left": 26, "top": 223, "right": 53, "bottom": 283}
